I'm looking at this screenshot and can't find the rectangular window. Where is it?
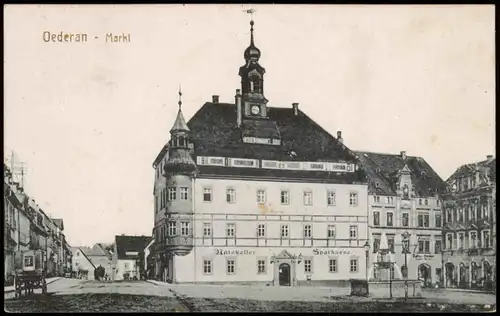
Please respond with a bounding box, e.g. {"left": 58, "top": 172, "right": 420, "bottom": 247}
{"left": 458, "top": 208, "right": 464, "bottom": 223}
{"left": 350, "top": 259, "right": 358, "bottom": 272}
{"left": 373, "top": 238, "right": 380, "bottom": 253}
{"left": 482, "top": 230, "right": 490, "bottom": 248}
{"left": 203, "top": 260, "right": 212, "bottom": 274}
{"left": 374, "top": 196, "right": 380, "bottom": 203}
{"left": 281, "top": 191, "right": 290, "bottom": 205}
{"left": 387, "top": 236, "right": 395, "bottom": 253}
{"left": 303, "top": 191, "right": 313, "bottom": 206}
{"left": 203, "top": 223, "right": 212, "bottom": 237}
{"left": 304, "top": 259, "right": 312, "bottom": 273}
{"left": 257, "top": 190, "right": 266, "bottom": 204}
{"left": 226, "top": 223, "right": 236, "bottom": 237}
{"left": 327, "top": 225, "right": 336, "bottom": 239}
{"left": 435, "top": 240, "right": 442, "bottom": 254}
{"left": 435, "top": 214, "right": 441, "bottom": 228}
{"left": 418, "top": 239, "right": 430, "bottom": 253}
{"left": 168, "top": 187, "right": 177, "bottom": 201}
{"left": 180, "top": 187, "right": 188, "bottom": 200}
{"left": 458, "top": 233, "right": 464, "bottom": 249}
{"left": 281, "top": 225, "right": 289, "bottom": 238}
{"left": 257, "top": 259, "right": 266, "bottom": 274}
{"left": 304, "top": 224, "right": 312, "bottom": 238}
{"left": 349, "top": 225, "right": 358, "bottom": 239}
{"left": 470, "top": 231, "right": 477, "bottom": 248}
{"left": 203, "top": 188, "right": 212, "bottom": 202}
{"left": 349, "top": 193, "right": 358, "bottom": 206}
{"left": 424, "top": 214, "right": 430, "bottom": 227}
{"left": 226, "top": 189, "right": 236, "bottom": 203}
{"left": 424, "top": 199, "right": 429, "bottom": 206}
{"left": 386, "top": 212, "right": 393, "bottom": 227}
{"left": 327, "top": 191, "right": 336, "bottom": 206}
{"left": 402, "top": 213, "right": 409, "bottom": 227}
{"left": 168, "top": 222, "right": 177, "bottom": 236}
{"left": 329, "top": 259, "right": 337, "bottom": 273}
{"left": 446, "top": 233, "right": 453, "bottom": 250}
{"left": 226, "top": 259, "right": 235, "bottom": 275}
{"left": 257, "top": 224, "right": 266, "bottom": 237}
{"left": 373, "top": 212, "right": 380, "bottom": 226}
{"left": 180, "top": 222, "right": 189, "bottom": 236}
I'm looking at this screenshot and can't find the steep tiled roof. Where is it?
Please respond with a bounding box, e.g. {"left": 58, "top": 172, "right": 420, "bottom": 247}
{"left": 170, "top": 109, "right": 190, "bottom": 133}
{"left": 446, "top": 157, "right": 496, "bottom": 182}
{"left": 115, "top": 235, "right": 152, "bottom": 260}
{"left": 355, "top": 151, "right": 446, "bottom": 197}
{"left": 154, "top": 102, "right": 365, "bottom": 183}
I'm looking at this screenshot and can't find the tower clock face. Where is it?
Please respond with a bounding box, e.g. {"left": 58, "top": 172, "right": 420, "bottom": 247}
{"left": 251, "top": 105, "right": 260, "bottom": 115}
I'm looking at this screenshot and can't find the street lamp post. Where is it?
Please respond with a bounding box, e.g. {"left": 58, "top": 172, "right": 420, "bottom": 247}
{"left": 402, "top": 231, "right": 410, "bottom": 301}
{"left": 364, "top": 241, "right": 370, "bottom": 281}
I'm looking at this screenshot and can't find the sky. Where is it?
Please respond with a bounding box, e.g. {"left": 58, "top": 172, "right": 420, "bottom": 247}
{"left": 4, "top": 4, "right": 495, "bottom": 247}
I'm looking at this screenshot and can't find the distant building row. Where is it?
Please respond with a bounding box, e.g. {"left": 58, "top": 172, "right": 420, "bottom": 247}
{"left": 4, "top": 164, "right": 72, "bottom": 285}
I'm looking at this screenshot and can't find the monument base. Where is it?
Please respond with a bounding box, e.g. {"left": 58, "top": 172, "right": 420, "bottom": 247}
{"left": 349, "top": 279, "right": 423, "bottom": 299}
{"left": 367, "top": 279, "right": 423, "bottom": 299}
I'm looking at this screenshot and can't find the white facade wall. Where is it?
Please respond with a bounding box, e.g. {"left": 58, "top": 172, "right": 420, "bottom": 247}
{"left": 115, "top": 259, "right": 139, "bottom": 280}
{"left": 368, "top": 195, "right": 443, "bottom": 284}
{"left": 170, "top": 177, "right": 368, "bottom": 284}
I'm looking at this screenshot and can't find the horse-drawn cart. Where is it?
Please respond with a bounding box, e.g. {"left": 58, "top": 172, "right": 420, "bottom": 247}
{"left": 13, "top": 249, "right": 47, "bottom": 299}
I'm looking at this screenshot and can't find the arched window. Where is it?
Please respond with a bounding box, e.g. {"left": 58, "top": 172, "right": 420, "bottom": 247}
{"left": 401, "top": 265, "right": 408, "bottom": 278}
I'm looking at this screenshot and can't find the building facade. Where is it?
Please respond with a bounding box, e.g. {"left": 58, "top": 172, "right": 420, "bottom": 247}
{"left": 4, "top": 164, "right": 71, "bottom": 284}
{"left": 71, "top": 247, "right": 96, "bottom": 279}
{"left": 356, "top": 151, "right": 446, "bottom": 287}
{"left": 152, "top": 20, "right": 369, "bottom": 286}
{"left": 441, "top": 155, "right": 496, "bottom": 290}
{"left": 113, "top": 235, "right": 152, "bottom": 281}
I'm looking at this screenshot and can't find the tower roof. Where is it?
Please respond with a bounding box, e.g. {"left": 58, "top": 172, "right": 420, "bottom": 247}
{"left": 170, "top": 108, "right": 190, "bottom": 133}
{"left": 244, "top": 20, "right": 261, "bottom": 62}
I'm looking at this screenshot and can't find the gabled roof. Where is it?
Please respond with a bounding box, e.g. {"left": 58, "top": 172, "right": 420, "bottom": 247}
{"left": 71, "top": 247, "right": 96, "bottom": 270}
{"left": 115, "top": 235, "right": 152, "bottom": 260}
{"left": 446, "top": 157, "right": 496, "bottom": 182}
{"left": 354, "top": 151, "right": 446, "bottom": 197}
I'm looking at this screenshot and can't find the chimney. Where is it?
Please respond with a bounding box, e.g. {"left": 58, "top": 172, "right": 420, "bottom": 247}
{"left": 487, "top": 155, "right": 494, "bottom": 161}
{"left": 401, "top": 151, "right": 407, "bottom": 160}
{"left": 235, "top": 89, "right": 242, "bottom": 127}
{"left": 212, "top": 95, "right": 219, "bottom": 104}
{"left": 292, "top": 103, "right": 299, "bottom": 116}
{"left": 337, "top": 131, "right": 343, "bottom": 144}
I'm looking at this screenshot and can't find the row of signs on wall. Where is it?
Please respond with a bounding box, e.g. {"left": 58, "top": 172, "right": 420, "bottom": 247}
{"left": 214, "top": 248, "right": 353, "bottom": 256}
{"left": 196, "top": 156, "right": 356, "bottom": 173}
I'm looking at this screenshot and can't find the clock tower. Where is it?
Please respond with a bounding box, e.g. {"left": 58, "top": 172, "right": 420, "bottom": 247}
{"left": 238, "top": 20, "right": 268, "bottom": 119}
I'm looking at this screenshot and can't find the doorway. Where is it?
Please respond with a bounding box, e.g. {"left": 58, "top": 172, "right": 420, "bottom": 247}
{"left": 418, "top": 264, "right": 432, "bottom": 287}
{"left": 445, "top": 262, "right": 455, "bottom": 288}
{"left": 459, "top": 263, "right": 467, "bottom": 288}
{"left": 279, "top": 263, "right": 291, "bottom": 286}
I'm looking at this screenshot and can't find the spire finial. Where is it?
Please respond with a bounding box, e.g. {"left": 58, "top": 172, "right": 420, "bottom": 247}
{"left": 178, "top": 84, "right": 182, "bottom": 110}
{"left": 244, "top": 7, "right": 256, "bottom": 45}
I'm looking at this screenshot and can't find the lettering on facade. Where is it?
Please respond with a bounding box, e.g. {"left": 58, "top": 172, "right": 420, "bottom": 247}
{"left": 413, "top": 254, "right": 434, "bottom": 260}
{"left": 215, "top": 249, "right": 256, "bottom": 256}
{"left": 312, "top": 249, "right": 352, "bottom": 255}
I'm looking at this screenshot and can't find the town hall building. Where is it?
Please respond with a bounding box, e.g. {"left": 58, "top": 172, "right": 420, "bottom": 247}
{"left": 151, "top": 20, "right": 370, "bottom": 286}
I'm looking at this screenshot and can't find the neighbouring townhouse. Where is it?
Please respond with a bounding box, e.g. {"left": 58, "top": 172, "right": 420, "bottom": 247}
{"left": 113, "top": 235, "right": 152, "bottom": 281}
{"left": 441, "top": 155, "right": 496, "bottom": 290}
{"left": 355, "top": 150, "right": 447, "bottom": 287}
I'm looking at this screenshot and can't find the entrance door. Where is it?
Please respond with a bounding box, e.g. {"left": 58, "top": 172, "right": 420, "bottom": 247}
{"left": 279, "top": 263, "right": 291, "bottom": 286}
{"left": 418, "top": 264, "right": 431, "bottom": 287}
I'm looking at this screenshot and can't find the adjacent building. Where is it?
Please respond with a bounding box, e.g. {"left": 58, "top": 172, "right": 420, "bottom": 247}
{"left": 441, "top": 155, "right": 496, "bottom": 290}
{"left": 356, "top": 151, "right": 446, "bottom": 287}
{"left": 71, "top": 247, "right": 96, "bottom": 279}
{"left": 152, "top": 20, "right": 369, "bottom": 286}
{"left": 3, "top": 164, "right": 71, "bottom": 284}
{"left": 113, "top": 235, "right": 152, "bottom": 281}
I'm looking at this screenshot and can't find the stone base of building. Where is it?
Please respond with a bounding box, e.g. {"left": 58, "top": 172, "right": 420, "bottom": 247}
{"left": 168, "top": 279, "right": 353, "bottom": 287}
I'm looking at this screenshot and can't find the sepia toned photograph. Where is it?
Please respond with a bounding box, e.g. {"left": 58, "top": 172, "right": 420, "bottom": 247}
{"left": 3, "top": 4, "right": 495, "bottom": 313}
